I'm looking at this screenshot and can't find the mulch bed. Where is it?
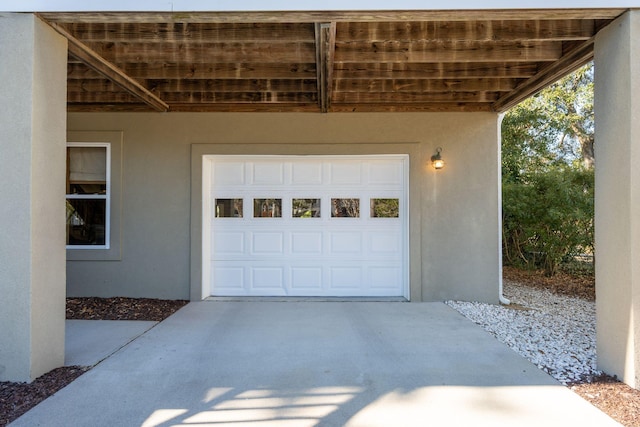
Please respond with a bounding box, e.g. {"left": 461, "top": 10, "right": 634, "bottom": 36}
{"left": 570, "top": 374, "right": 640, "bottom": 427}
{"left": 0, "top": 366, "right": 88, "bottom": 426}
{"left": 66, "top": 297, "right": 188, "bottom": 321}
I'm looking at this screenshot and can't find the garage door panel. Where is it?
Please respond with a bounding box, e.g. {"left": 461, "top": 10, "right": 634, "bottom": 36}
{"left": 330, "top": 267, "right": 363, "bottom": 289}
{"left": 368, "top": 161, "right": 403, "bottom": 185}
{"left": 291, "top": 232, "right": 323, "bottom": 254}
{"left": 330, "top": 162, "right": 362, "bottom": 185}
{"left": 369, "top": 231, "right": 402, "bottom": 254}
{"left": 251, "top": 267, "right": 285, "bottom": 289}
{"left": 213, "top": 162, "right": 246, "bottom": 186}
{"left": 330, "top": 232, "right": 362, "bottom": 254}
{"left": 252, "top": 162, "right": 284, "bottom": 185}
{"left": 292, "top": 162, "right": 323, "bottom": 185}
{"left": 290, "top": 267, "right": 323, "bottom": 289}
{"left": 252, "top": 232, "right": 284, "bottom": 254}
{"left": 213, "top": 266, "right": 245, "bottom": 289}
{"left": 368, "top": 266, "right": 402, "bottom": 289}
{"left": 213, "top": 231, "right": 245, "bottom": 255}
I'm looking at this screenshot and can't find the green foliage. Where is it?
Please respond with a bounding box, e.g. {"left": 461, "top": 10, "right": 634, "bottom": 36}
{"left": 502, "top": 168, "right": 594, "bottom": 275}
{"left": 502, "top": 63, "right": 594, "bottom": 276}
{"left": 371, "top": 198, "right": 399, "bottom": 218}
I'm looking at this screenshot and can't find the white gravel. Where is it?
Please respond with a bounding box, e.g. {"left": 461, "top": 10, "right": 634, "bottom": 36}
{"left": 445, "top": 281, "right": 600, "bottom": 385}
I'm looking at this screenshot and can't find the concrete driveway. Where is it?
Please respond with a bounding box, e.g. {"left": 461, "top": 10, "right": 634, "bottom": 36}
{"left": 11, "top": 301, "right": 620, "bottom": 427}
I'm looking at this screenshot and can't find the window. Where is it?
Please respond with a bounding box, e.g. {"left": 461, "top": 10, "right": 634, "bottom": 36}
{"left": 331, "top": 198, "right": 360, "bottom": 218}
{"left": 370, "top": 198, "right": 400, "bottom": 218}
{"left": 292, "top": 198, "right": 321, "bottom": 218}
{"left": 66, "top": 143, "right": 110, "bottom": 249}
{"left": 254, "top": 198, "right": 282, "bottom": 218}
{"left": 215, "top": 198, "right": 243, "bottom": 218}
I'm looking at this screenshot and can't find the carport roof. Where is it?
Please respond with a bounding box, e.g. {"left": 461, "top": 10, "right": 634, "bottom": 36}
{"left": 37, "top": 9, "right": 627, "bottom": 113}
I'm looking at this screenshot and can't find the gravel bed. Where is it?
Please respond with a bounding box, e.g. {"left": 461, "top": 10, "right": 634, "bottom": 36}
{"left": 446, "top": 281, "right": 599, "bottom": 385}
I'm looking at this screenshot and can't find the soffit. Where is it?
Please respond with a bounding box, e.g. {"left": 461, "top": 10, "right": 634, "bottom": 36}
{"left": 38, "top": 9, "right": 626, "bottom": 113}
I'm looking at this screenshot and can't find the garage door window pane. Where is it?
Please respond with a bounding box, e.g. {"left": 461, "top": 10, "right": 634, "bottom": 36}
{"left": 254, "top": 199, "right": 282, "bottom": 217}
{"left": 215, "top": 198, "right": 243, "bottom": 218}
{"left": 371, "top": 198, "right": 399, "bottom": 218}
{"left": 292, "top": 199, "right": 321, "bottom": 218}
{"left": 331, "top": 198, "right": 360, "bottom": 218}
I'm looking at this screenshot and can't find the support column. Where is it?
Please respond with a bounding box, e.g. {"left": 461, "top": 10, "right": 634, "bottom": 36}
{"left": 594, "top": 10, "right": 640, "bottom": 389}
{"left": 0, "top": 14, "right": 67, "bottom": 382}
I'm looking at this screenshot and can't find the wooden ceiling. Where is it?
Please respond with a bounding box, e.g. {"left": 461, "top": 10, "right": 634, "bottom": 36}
{"left": 38, "top": 9, "right": 626, "bottom": 113}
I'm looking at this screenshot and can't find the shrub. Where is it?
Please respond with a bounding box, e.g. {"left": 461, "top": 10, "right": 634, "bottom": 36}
{"left": 502, "top": 167, "right": 593, "bottom": 276}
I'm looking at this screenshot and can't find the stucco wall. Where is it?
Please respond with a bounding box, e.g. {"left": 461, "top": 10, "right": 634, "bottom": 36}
{"left": 67, "top": 112, "right": 501, "bottom": 303}
{"left": 0, "top": 14, "right": 66, "bottom": 382}
{"left": 594, "top": 10, "right": 640, "bottom": 388}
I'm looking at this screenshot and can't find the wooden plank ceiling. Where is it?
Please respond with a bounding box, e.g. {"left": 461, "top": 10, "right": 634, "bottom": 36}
{"left": 38, "top": 9, "right": 626, "bottom": 113}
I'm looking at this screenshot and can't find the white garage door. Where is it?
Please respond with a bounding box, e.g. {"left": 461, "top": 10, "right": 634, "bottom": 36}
{"left": 202, "top": 155, "right": 408, "bottom": 298}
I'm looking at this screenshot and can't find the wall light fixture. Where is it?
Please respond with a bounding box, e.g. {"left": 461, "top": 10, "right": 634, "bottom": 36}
{"left": 431, "top": 147, "right": 444, "bottom": 170}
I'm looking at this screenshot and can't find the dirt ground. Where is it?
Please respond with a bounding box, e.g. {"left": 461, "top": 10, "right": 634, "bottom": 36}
{"left": 2, "top": 278, "right": 640, "bottom": 426}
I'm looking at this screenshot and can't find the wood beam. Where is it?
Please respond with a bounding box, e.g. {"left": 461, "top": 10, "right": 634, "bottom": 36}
{"left": 60, "top": 22, "right": 316, "bottom": 43}
{"left": 166, "top": 103, "right": 320, "bottom": 112}
{"left": 67, "top": 103, "right": 321, "bottom": 113}
{"left": 148, "top": 91, "right": 318, "bottom": 103}
{"left": 39, "top": 16, "right": 169, "bottom": 112}
{"left": 67, "top": 103, "right": 155, "bottom": 112}
{"left": 67, "top": 62, "right": 318, "bottom": 80}
{"left": 68, "top": 91, "right": 317, "bottom": 104}
{"left": 40, "top": 9, "right": 626, "bottom": 24}
{"left": 492, "top": 37, "right": 594, "bottom": 111}
{"left": 89, "top": 41, "right": 317, "bottom": 64}
{"left": 339, "top": 20, "right": 596, "bottom": 42}
{"left": 335, "top": 78, "right": 518, "bottom": 92}
{"left": 315, "top": 22, "right": 336, "bottom": 113}
{"left": 66, "top": 101, "right": 491, "bottom": 113}
{"left": 66, "top": 92, "right": 139, "bottom": 103}
{"left": 333, "top": 91, "right": 500, "bottom": 103}
{"left": 331, "top": 103, "right": 494, "bottom": 112}
{"left": 69, "top": 78, "right": 317, "bottom": 93}
{"left": 334, "top": 41, "right": 562, "bottom": 63}
{"left": 333, "top": 62, "right": 538, "bottom": 79}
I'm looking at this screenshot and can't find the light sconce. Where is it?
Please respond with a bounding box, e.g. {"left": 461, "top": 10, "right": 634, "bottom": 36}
{"left": 431, "top": 147, "right": 444, "bottom": 170}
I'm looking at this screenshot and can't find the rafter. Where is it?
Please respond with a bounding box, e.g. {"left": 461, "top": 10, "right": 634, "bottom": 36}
{"left": 334, "top": 91, "right": 500, "bottom": 103}
{"left": 340, "top": 20, "right": 596, "bottom": 42}
{"left": 333, "top": 62, "right": 539, "bottom": 79}
{"left": 331, "top": 103, "right": 494, "bottom": 112}
{"left": 335, "top": 40, "right": 562, "bottom": 63}
{"left": 492, "top": 36, "right": 595, "bottom": 111}
{"left": 334, "top": 78, "right": 519, "bottom": 92}
{"left": 315, "top": 22, "right": 337, "bottom": 113}
{"left": 39, "top": 9, "right": 625, "bottom": 24}
{"left": 59, "top": 22, "right": 316, "bottom": 43}
{"left": 67, "top": 62, "right": 318, "bottom": 80}
{"left": 38, "top": 16, "right": 169, "bottom": 112}
{"left": 89, "top": 41, "right": 317, "bottom": 64}
{"left": 68, "top": 78, "right": 317, "bottom": 93}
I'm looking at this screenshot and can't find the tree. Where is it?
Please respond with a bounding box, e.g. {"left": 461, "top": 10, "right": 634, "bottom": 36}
{"left": 502, "top": 63, "right": 594, "bottom": 275}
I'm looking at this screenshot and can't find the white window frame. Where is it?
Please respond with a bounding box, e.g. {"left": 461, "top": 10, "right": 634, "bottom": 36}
{"left": 66, "top": 142, "right": 111, "bottom": 250}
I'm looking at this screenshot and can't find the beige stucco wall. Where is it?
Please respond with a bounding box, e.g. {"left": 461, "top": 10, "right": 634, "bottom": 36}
{"left": 67, "top": 112, "right": 501, "bottom": 303}
{"left": 594, "top": 10, "right": 640, "bottom": 388}
{"left": 0, "top": 14, "right": 67, "bottom": 382}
